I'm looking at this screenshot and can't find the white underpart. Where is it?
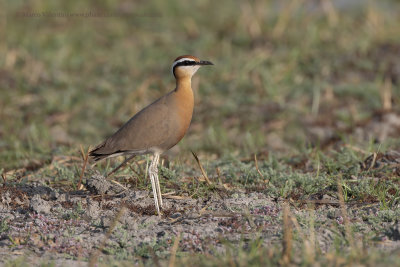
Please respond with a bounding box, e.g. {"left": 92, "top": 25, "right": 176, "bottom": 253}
{"left": 171, "top": 58, "right": 200, "bottom": 76}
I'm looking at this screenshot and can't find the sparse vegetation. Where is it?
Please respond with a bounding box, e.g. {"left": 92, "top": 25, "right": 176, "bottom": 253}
{"left": 1, "top": 0, "right": 400, "bottom": 266}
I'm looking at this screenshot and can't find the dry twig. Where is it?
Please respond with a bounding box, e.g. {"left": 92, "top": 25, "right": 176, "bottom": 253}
{"left": 281, "top": 202, "right": 292, "bottom": 265}
{"left": 77, "top": 145, "right": 90, "bottom": 190}
{"left": 337, "top": 176, "right": 355, "bottom": 250}
{"left": 255, "top": 154, "right": 269, "bottom": 185}
{"left": 168, "top": 232, "right": 181, "bottom": 267}
{"left": 191, "top": 151, "right": 212, "bottom": 185}
{"left": 89, "top": 205, "right": 126, "bottom": 267}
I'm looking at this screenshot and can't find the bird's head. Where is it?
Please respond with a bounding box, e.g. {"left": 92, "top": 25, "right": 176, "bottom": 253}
{"left": 172, "top": 55, "right": 213, "bottom": 79}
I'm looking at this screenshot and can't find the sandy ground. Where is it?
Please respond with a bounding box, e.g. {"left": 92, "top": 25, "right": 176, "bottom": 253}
{"left": 1, "top": 171, "right": 400, "bottom": 265}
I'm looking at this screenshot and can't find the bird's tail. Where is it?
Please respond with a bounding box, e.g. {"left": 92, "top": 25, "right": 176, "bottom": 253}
{"left": 89, "top": 143, "right": 111, "bottom": 161}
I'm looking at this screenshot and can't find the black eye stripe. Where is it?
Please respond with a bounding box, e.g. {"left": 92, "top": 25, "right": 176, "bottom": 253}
{"left": 185, "top": 60, "right": 195, "bottom": 65}
{"left": 175, "top": 60, "right": 196, "bottom": 68}
{"left": 172, "top": 60, "right": 197, "bottom": 76}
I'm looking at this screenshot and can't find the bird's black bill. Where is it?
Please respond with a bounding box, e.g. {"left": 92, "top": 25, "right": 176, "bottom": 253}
{"left": 196, "top": 60, "right": 213, "bottom": 66}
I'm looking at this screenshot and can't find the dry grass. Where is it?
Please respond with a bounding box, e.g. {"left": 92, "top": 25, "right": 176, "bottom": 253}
{"left": 2, "top": 0, "right": 400, "bottom": 266}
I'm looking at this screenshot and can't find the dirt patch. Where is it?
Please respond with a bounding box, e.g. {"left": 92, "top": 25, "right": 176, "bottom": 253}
{"left": 1, "top": 173, "right": 400, "bottom": 263}
{"left": 302, "top": 108, "right": 400, "bottom": 149}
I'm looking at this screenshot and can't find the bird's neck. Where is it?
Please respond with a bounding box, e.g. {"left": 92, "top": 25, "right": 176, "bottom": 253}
{"left": 173, "top": 76, "right": 194, "bottom": 131}
{"left": 175, "top": 77, "right": 192, "bottom": 92}
{"left": 174, "top": 77, "right": 194, "bottom": 105}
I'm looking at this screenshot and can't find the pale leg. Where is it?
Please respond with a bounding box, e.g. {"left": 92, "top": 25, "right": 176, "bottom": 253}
{"left": 153, "top": 154, "right": 163, "bottom": 208}
{"left": 149, "top": 155, "right": 160, "bottom": 215}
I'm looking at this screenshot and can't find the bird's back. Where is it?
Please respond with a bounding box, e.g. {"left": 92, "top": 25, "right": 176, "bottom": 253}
{"left": 90, "top": 89, "right": 193, "bottom": 160}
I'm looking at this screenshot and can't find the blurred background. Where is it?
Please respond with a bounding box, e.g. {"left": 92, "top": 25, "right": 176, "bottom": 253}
{"left": 1, "top": 0, "right": 400, "bottom": 170}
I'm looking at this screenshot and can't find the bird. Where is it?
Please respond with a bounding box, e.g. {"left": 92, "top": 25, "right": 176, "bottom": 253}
{"left": 89, "top": 55, "right": 213, "bottom": 215}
